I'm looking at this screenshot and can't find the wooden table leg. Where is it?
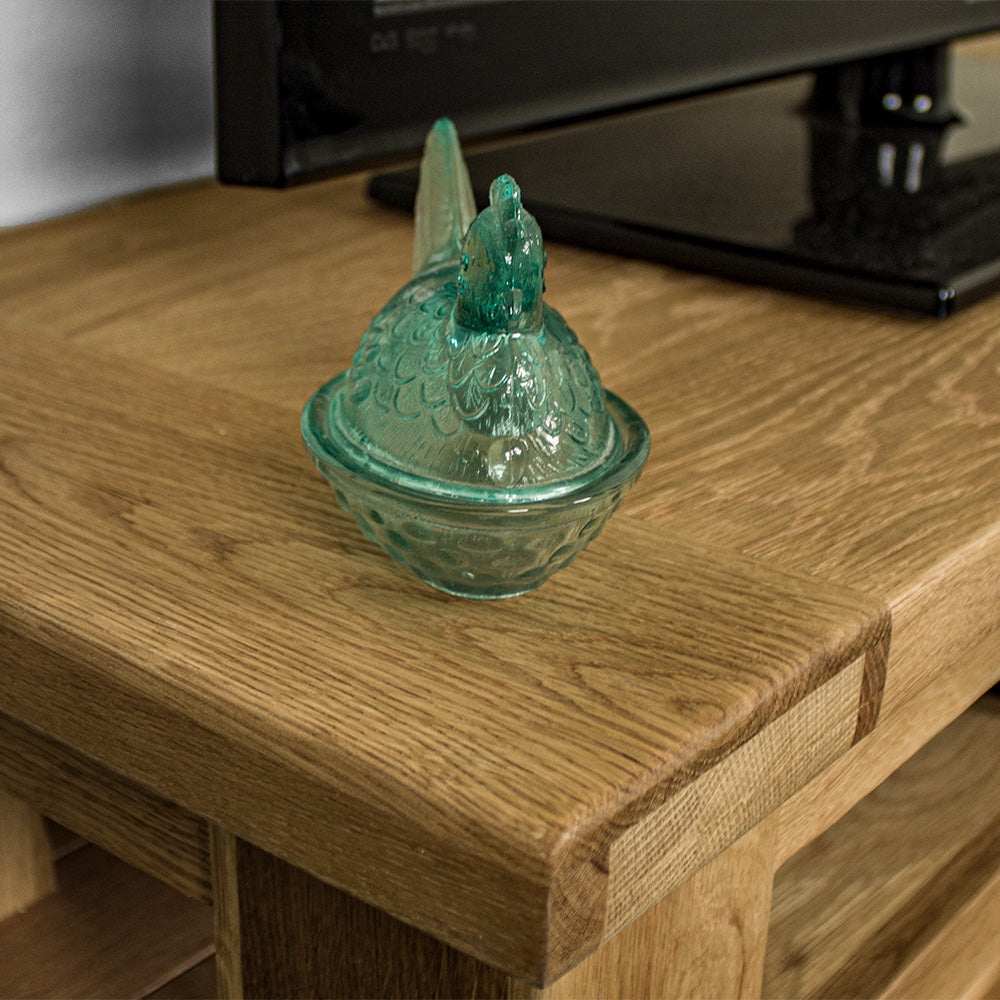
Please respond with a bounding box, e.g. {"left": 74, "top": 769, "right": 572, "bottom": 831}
{"left": 522, "top": 820, "right": 776, "bottom": 1000}
{"left": 210, "top": 826, "right": 512, "bottom": 999}
{"left": 0, "top": 788, "right": 56, "bottom": 920}
{"left": 211, "top": 820, "right": 775, "bottom": 1000}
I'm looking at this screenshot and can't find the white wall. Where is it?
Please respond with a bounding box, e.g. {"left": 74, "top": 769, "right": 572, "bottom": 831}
{"left": 0, "top": 0, "right": 215, "bottom": 227}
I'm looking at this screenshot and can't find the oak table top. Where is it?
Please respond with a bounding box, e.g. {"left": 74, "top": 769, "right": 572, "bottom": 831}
{"left": 0, "top": 170, "right": 997, "bottom": 985}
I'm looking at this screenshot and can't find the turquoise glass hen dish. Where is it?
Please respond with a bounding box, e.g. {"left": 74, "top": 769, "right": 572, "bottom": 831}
{"left": 302, "top": 119, "right": 649, "bottom": 598}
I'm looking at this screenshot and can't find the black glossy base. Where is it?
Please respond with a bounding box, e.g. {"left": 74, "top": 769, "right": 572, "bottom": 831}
{"left": 371, "top": 55, "right": 1000, "bottom": 317}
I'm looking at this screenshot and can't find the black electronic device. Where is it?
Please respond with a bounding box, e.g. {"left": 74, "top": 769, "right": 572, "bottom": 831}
{"left": 215, "top": 1, "right": 1000, "bottom": 314}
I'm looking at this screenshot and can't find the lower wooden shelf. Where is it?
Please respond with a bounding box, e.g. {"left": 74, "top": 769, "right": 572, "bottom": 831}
{"left": 765, "top": 694, "right": 1000, "bottom": 1000}
{"left": 0, "top": 835, "right": 214, "bottom": 999}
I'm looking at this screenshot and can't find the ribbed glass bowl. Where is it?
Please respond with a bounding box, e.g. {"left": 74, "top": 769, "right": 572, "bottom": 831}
{"left": 302, "top": 372, "right": 650, "bottom": 598}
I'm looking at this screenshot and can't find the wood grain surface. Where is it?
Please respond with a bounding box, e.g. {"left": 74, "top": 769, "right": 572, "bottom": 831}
{"left": 878, "top": 862, "right": 1000, "bottom": 1000}
{"left": 765, "top": 697, "right": 1000, "bottom": 999}
{"left": 215, "top": 819, "right": 775, "bottom": 1000}
{"left": 1, "top": 96, "right": 999, "bottom": 991}
{"left": 0, "top": 842, "right": 212, "bottom": 999}
{"left": 0, "top": 321, "right": 886, "bottom": 981}
{"left": 0, "top": 711, "right": 210, "bottom": 901}
{"left": 602, "top": 657, "right": 864, "bottom": 941}
{"left": 3, "top": 169, "right": 995, "bottom": 756}
{"left": 0, "top": 789, "right": 55, "bottom": 920}
{"left": 775, "top": 625, "right": 1000, "bottom": 866}
{"left": 213, "top": 830, "right": 513, "bottom": 1000}
{"left": 528, "top": 819, "right": 776, "bottom": 1000}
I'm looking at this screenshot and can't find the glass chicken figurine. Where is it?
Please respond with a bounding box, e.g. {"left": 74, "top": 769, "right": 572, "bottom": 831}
{"left": 302, "top": 119, "right": 649, "bottom": 598}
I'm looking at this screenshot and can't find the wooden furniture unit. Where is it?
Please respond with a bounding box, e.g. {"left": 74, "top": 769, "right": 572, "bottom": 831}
{"left": 1, "top": 80, "right": 999, "bottom": 994}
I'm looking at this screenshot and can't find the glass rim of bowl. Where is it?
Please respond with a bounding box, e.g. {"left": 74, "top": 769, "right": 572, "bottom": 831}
{"left": 301, "top": 372, "right": 650, "bottom": 511}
